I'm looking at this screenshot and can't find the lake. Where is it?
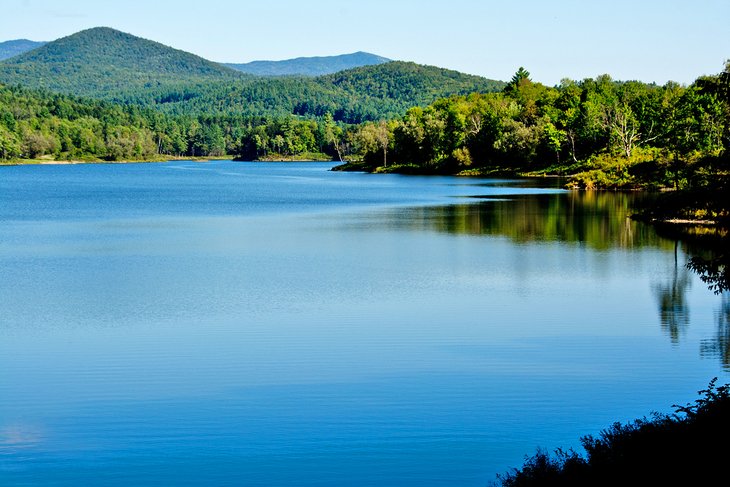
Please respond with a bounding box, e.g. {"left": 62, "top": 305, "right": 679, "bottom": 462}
{"left": 0, "top": 160, "right": 727, "bottom": 486}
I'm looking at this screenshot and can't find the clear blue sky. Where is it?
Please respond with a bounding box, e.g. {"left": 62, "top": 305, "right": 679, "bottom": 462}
{"left": 1, "top": 0, "right": 728, "bottom": 85}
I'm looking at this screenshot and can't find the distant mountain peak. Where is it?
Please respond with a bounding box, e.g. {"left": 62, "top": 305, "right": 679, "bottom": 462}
{"left": 5, "top": 27, "right": 236, "bottom": 75}
{"left": 0, "top": 27, "right": 241, "bottom": 95}
{"left": 225, "top": 51, "right": 391, "bottom": 77}
{"left": 0, "top": 39, "right": 47, "bottom": 61}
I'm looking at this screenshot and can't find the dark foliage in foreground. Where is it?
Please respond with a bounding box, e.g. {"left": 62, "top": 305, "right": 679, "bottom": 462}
{"left": 496, "top": 379, "right": 730, "bottom": 486}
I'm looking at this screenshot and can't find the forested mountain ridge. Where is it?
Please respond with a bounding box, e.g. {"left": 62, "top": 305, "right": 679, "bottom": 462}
{"left": 322, "top": 61, "right": 504, "bottom": 108}
{"left": 145, "top": 62, "right": 504, "bottom": 123}
{"left": 0, "top": 39, "right": 47, "bottom": 61}
{"left": 2, "top": 27, "right": 238, "bottom": 76}
{"left": 58, "top": 61, "right": 503, "bottom": 124}
{"left": 225, "top": 51, "right": 391, "bottom": 76}
{"left": 0, "top": 28, "right": 504, "bottom": 123}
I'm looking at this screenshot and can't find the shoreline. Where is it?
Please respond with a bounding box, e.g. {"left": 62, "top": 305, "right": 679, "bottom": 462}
{"left": 1, "top": 155, "right": 244, "bottom": 166}
{"left": 2, "top": 155, "right": 338, "bottom": 166}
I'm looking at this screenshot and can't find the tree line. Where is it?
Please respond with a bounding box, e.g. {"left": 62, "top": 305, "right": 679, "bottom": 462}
{"left": 348, "top": 63, "right": 729, "bottom": 189}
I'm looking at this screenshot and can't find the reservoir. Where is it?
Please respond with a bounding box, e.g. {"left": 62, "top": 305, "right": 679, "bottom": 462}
{"left": 0, "top": 161, "right": 726, "bottom": 485}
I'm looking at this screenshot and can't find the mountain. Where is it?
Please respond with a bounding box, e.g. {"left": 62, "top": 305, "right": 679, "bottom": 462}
{"left": 0, "top": 39, "right": 47, "bottom": 61}
{"left": 225, "top": 51, "right": 391, "bottom": 77}
{"left": 0, "top": 27, "right": 243, "bottom": 96}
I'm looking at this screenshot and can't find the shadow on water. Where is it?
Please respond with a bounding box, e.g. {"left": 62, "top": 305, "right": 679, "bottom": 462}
{"left": 701, "top": 296, "right": 730, "bottom": 370}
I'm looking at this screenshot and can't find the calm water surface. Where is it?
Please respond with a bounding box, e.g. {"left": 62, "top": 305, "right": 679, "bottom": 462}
{"left": 0, "top": 161, "right": 727, "bottom": 486}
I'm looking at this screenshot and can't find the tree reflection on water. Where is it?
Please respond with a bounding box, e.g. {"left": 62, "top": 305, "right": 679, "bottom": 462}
{"left": 688, "top": 253, "right": 730, "bottom": 295}
{"left": 653, "top": 244, "right": 691, "bottom": 345}
{"left": 379, "top": 188, "right": 728, "bottom": 366}
{"left": 701, "top": 296, "right": 730, "bottom": 370}
{"left": 651, "top": 220, "right": 729, "bottom": 366}
{"left": 387, "top": 190, "right": 671, "bottom": 250}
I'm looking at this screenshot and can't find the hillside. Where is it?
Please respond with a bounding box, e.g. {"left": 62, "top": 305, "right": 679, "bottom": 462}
{"left": 0, "top": 39, "right": 47, "bottom": 60}
{"left": 225, "top": 51, "right": 391, "bottom": 76}
{"left": 131, "top": 62, "right": 503, "bottom": 123}
{"left": 0, "top": 27, "right": 243, "bottom": 96}
{"left": 320, "top": 61, "right": 505, "bottom": 107}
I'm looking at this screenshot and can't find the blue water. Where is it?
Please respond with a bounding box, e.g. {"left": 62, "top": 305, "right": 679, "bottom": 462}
{"left": 0, "top": 161, "right": 726, "bottom": 486}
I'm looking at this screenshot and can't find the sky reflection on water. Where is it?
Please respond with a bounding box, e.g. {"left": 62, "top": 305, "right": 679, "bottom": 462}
{"left": 0, "top": 161, "right": 727, "bottom": 486}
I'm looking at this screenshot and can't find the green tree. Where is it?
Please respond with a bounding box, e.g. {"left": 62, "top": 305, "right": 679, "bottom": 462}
{"left": 323, "top": 112, "right": 344, "bottom": 161}
{"left": 0, "top": 125, "right": 21, "bottom": 160}
{"left": 543, "top": 120, "right": 567, "bottom": 165}
{"left": 358, "top": 120, "right": 391, "bottom": 167}
{"left": 509, "top": 67, "right": 531, "bottom": 88}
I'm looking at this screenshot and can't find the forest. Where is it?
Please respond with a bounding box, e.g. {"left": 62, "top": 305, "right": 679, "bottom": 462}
{"left": 0, "top": 83, "right": 350, "bottom": 162}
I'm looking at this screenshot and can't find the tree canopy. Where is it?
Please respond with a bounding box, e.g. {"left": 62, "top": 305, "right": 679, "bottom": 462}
{"left": 346, "top": 63, "right": 729, "bottom": 192}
